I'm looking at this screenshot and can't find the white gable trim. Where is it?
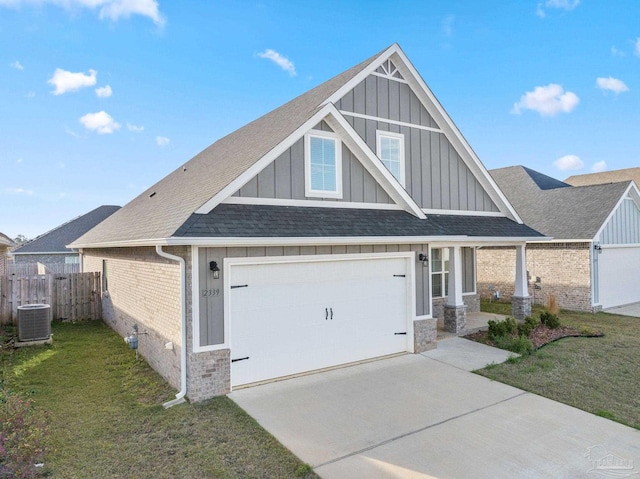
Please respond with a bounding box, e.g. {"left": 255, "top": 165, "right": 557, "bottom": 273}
{"left": 593, "top": 182, "right": 640, "bottom": 242}
{"left": 223, "top": 196, "right": 403, "bottom": 210}
{"left": 323, "top": 43, "right": 522, "bottom": 223}
{"left": 195, "top": 105, "right": 335, "bottom": 215}
{"left": 340, "top": 110, "right": 443, "bottom": 134}
{"left": 422, "top": 208, "right": 505, "bottom": 217}
{"left": 323, "top": 105, "right": 425, "bottom": 219}
{"left": 197, "top": 103, "right": 424, "bottom": 219}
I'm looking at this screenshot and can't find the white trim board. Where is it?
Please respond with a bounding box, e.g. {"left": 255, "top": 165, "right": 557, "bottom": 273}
{"left": 370, "top": 71, "right": 409, "bottom": 84}
{"left": 422, "top": 208, "right": 505, "bottom": 217}
{"left": 223, "top": 196, "right": 402, "bottom": 210}
{"left": 340, "top": 111, "right": 443, "bottom": 134}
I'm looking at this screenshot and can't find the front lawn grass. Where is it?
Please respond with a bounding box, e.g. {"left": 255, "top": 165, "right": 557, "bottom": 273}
{"left": 0, "top": 320, "right": 317, "bottom": 478}
{"left": 476, "top": 301, "right": 640, "bottom": 429}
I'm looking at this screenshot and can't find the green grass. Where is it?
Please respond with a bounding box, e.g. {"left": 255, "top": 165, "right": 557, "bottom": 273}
{"left": 476, "top": 301, "right": 640, "bottom": 430}
{"left": 1, "top": 321, "right": 317, "bottom": 478}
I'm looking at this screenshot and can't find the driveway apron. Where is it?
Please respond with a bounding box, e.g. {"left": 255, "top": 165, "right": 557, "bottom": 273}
{"left": 229, "top": 344, "right": 640, "bottom": 478}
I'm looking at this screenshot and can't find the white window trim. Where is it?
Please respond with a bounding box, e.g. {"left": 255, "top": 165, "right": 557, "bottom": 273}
{"left": 304, "top": 130, "right": 343, "bottom": 199}
{"left": 376, "top": 130, "right": 405, "bottom": 187}
{"left": 430, "top": 247, "right": 449, "bottom": 299}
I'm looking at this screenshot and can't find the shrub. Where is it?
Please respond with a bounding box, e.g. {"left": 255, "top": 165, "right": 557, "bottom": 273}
{"left": 487, "top": 317, "right": 518, "bottom": 340}
{"left": 0, "top": 383, "right": 48, "bottom": 479}
{"left": 547, "top": 294, "right": 559, "bottom": 315}
{"left": 517, "top": 316, "right": 540, "bottom": 337}
{"left": 494, "top": 335, "right": 534, "bottom": 355}
{"left": 540, "top": 311, "right": 561, "bottom": 329}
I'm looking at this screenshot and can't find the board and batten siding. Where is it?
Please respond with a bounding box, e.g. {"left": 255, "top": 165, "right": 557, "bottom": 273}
{"left": 233, "top": 122, "right": 393, "bottom": 204}
{"left": 600, "top": 196, "right": 640, "bottom": 245}
{"left": 197, "top": 244, "right": 431, "bottom": 348}
{"left": 337, "top": 74, "right": 499, "bottom": 213}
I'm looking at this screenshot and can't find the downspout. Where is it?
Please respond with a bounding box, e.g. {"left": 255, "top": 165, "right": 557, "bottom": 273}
{"left": 156, "top": 245, "right": 187, "bottom": 408}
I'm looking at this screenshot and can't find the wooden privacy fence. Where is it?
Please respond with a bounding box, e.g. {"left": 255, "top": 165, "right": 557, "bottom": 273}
{"left": 0, "top": 272, "right": 102, "bottom": 325}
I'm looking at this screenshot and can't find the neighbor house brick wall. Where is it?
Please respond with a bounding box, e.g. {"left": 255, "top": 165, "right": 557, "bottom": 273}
{"left": 477, "top": 243, "right": 593, "bottom": 312}
{"left": 83, "top": 247, "right": 187, "bottom": 392}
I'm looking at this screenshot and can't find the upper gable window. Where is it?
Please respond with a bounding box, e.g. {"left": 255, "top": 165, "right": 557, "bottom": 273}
{"left": 305, "top": 130, "right": 342, "bottom": 199}
{"left": 376, "top": 130, "right": 405, "bottom": 186}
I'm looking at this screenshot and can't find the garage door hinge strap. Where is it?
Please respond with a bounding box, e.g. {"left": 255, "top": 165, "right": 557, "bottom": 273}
{"left": 230, "top": 284, "right": 248, "bottom": 289}
{"left": 394, "top": 332, "right": 407, "bottom": 335}
{"left": 393, "top": 274, "right": 405, "bottom": 277}
{"left": 231, "top": 356, "right": 250, "bottom": 363}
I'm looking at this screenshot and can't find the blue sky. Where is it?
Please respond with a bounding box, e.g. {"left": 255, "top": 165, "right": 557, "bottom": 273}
{"left": 2, "top": 0, "right": 639, "bottom": 239}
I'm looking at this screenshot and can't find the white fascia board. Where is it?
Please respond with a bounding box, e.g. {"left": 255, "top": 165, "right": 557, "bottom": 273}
{"left": 422, "top": 208, "right": 505, "bottom": 217}
{"left": 389, "top": 49, "right": 523, "bottom": 224}
{"left": 194, "top": 104, "right": 336, "bottom": 215}
{"left": 527, "top": 238, "right": 586, "bottom": 244}
{"left": 430, "top": 237, "right": 551, "bottom": 248}
{"left": 323, "top": 105, "right": 426, "bottom": 219}
{"left": 222, "top": 196, "right": 403, "bottom": 210}
{"left": 593, "top": 182, "right": 640, "bottom": 243}
{"left": 322, "top": 43, "right": 399, "bottom": 107}
{"left": 68, "top": 238, "right": 171, "bottom": 249}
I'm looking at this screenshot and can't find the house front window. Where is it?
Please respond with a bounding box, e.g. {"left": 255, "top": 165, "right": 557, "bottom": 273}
{"left": 376, "top": 130, "right": 405, "bottom": 185}
{"left": 431, "top": 248, "right": 449, "bottom": 298}
{"left": 305, "top": 131, "right": 342, "bottom": 199}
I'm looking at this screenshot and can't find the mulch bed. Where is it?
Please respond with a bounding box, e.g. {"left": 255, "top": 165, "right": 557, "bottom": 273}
{"left": 465, "top": 325, "right": 603, "bottom": 350}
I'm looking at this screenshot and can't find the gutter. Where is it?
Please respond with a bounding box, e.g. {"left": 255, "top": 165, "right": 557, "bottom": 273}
{"left": 155, "top": 245, "right": 188, "bottom": 409}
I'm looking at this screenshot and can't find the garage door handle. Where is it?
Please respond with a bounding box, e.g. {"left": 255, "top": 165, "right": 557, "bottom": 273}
{"left": 325, "top": 308, "right": 328, "bottom": 320}
{"left": 330, "top": 308, "right": 333, "bottom": 320}
{"left": 394, "top": 332, "right": 407, "bottom": 335}
{"left": 393, "top": 274, "right": 405, "bottom": 277}
{"left": 232, "top": 356, "right": 250, "bottom": 363}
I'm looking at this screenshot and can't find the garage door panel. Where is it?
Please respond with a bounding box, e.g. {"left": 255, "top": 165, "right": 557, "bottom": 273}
{"left": 599, "top": 247, "right": 640, "bottom": 308}
{"left": 230, "top": 256, "right": 409, "bottom": 387}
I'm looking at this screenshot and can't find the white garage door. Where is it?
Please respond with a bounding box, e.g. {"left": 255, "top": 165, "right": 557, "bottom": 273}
{"left": 598, "top": 247, "right": 640, "bottom": 308}
{"left": 229, "top": 255, "right": 410, "bottom": 387}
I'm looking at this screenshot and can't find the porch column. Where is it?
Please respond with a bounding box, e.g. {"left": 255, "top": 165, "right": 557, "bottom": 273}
{"left": 512, "top": 244, "right": 532, "bottom": 320}
{"left": 444, "top": 246, "right": 466, "bottom": 334}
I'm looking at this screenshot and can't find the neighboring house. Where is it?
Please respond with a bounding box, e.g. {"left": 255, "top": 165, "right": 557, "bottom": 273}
{"left": 566, "top": 167, "right": 640, "bottom": 188}
{"left": 477, "top": 166, "right": 640, "bottom": 312}
{"left": 0, "top": 233, "right": 16, "bottom": 276}
{"left": 11, "top": 206, "right": 120, "bottom": 268}
{"left": 71, "top": 44, "right": 543, "bottom": 402}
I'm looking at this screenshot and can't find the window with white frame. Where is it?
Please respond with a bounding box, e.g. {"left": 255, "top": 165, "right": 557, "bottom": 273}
{"left": 431, "top": 247, "right": 476, "bottom": 298}
{"left": 305, "top": 131, "right": 342, "bottom": 198}
{"left": 376, "top": 130, "right": 405, "bottom": 185}
{"left": 431, "top": 248, "right": 449, "bottom": 298}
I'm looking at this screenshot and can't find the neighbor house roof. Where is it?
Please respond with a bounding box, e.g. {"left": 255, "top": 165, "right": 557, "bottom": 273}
{"left": 12, "top": 205, "right": 120, "bottom": 255}
{"left": 174, "top": 204, "right": 542, "bottom": 240}
{"left": 565, "top": 168, "right": 640, "bottom": 188}
{"left": 490, "top": 166, "right": 630, "bottom": 240}
{"left": 0, "top": 232, "right": 15, "bottom": 248}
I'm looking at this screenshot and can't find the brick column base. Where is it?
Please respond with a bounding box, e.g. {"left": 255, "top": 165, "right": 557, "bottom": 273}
{"left": 511, "top": 296, "right": 532, "bottom": 320}
{"left": 414, "top": 318, "right": 437, "bottom": 352}
{"left": 444, "top": 305, "right": 467, "bottom": 334}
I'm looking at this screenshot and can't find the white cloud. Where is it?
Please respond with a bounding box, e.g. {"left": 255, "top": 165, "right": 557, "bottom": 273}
{"left": 635, "top": 38, "right": 640, "bottom": 57}
{"left": 611, "top": 46, "right": 625, "bottom": 57}
{"left": 79, "top": 111, "right": 121, "bottom": 134}
{"left": 537, "top": 0, "right": 579, "bottom": 17}
{"left": 511, "top": 84, "right": 579, "bottom": 116}
{"left": 596, "top": 76, "right": 629, "bottom": 94}
{"left": 591, "top": 161, "right": 607, "bottom": 173}
{"left": 57, "top": 161, "right": 65, "bottom": 169}
{"left": 442, "top": 14, "right": 454, "bottom": 37}
{"left": 95, "top": 85, "right": 112, "bottom": 98}
{"left": 155, "top": 136, "right": 170, "bottom": 147}
{"left": 26, "top": 91, "right": 35, "bottom": 98}
{"left": 258, "top": 49, "right": 297, "bottom": 76}
{"left": 16, "top": 158, "right": 23, "bottom": 164}
{"left": 5, "top": 187, "right": 34, "bottom": 195}
{"left": 127, "top": 123, "right": 144, "bottom": 132}
{"left": 10, "top": 60, "right": 23, "bottom": 70}
{"left": 0, "top": 0, "right": 164, "bottom": 26}
{"left": 554, "top": 154, "right": 583, "bottom": 171}
{"left": 48, "top": 68, "right": 97, "bottom": 95}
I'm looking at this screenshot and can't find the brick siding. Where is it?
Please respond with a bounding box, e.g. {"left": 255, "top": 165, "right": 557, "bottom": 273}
{"left": 477, "top": 243, "right": 593, "bottom": 312}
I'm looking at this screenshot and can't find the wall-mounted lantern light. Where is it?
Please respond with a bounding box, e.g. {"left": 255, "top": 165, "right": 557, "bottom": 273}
{"left": 594, "top": 243, "right": 602, "bottom": 253}
{"left": 209, "top": 261, "right": 220, "bottom": 279}
{"left": 418, "top": 253, "right": 429, "bottom": 267}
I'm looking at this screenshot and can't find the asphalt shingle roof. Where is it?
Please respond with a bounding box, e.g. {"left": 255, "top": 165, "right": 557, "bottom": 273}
{"left": 72, "top": 47, "right": 388, "bottom": 246}
{"left": 490, "top": 166, "right": 629, "bottom": 240}
{"left": 13, "top": 205, "right": 120, "bottom": 254}
{"left": 565, "top": 167, "right": 640, "bottom": 188}
{"left": 174, "top": 204, "right": 543, "bottom": 239}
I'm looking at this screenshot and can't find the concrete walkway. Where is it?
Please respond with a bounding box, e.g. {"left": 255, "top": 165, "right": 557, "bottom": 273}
{"left": 605, "top": 302, "right": 640, "bottom": 317}
{"left": 230, "top": 343, "right": 640, "bottom": 478}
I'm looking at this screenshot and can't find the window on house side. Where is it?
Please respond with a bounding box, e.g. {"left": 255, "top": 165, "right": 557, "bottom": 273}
{"left": 431, "top": 248, "right": 449, "bottom": 298}
{"left": 305, "top": 131, "right": 342, "bottom": 199}
{"left": 376, "top": 131, "right": 405, "bottom": 186}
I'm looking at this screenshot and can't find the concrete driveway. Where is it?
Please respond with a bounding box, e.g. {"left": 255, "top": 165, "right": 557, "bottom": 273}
{"left": 230, "top": 339, "right": 640, "bottom": 478}
{"left": 605, "top": 302, "right": 640, "bottom": 317}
